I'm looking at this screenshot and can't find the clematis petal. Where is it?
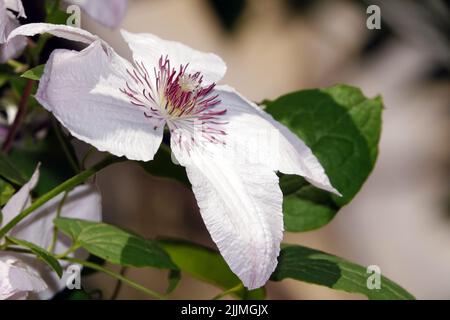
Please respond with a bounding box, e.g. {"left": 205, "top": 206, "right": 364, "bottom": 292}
{"left": 9, "top": 184, "right": 102, "bottom": 251}
{"left": 7, "top": 23, "right": 99, "bottom": 46}
{"left": 1, "top": 165, "right": 39, "bottom": 227}
{"left": 3, "top": 174, "right": 102, "bottom": 300}
{"left": 0, "top": 1, "right": 8, "bottom": 43}
{"left": 4, "top": 0, "right": 26, "bottom": 18}
{"left": 3, "top": 169, "right": 102, "bottom": 300}
{"left": 0, "top": 17, "right": 26, "bottom": 62}
{"left": 10, "top": 184, "right": 102, "bottom": 299}
{"left": 216, "top": 85, "right": 340, "bottom": 195}
{"left": 0, "top": 255, "right": 47, "bottom": 300}
{"left": 0, "top": 0, "right": 26, "bottom": 62}
{"left": 66, "top": 0, "right": 127, "bottom": 29}
{"left": 5, "top": 22, "right": 93, "bottom": 64}
{"left": 36, "top": 39, "right": 164, "bottom": 161}
{"left": 172, "top": 142, "right": 283, "bottom": 289}
{"left": 121, "top": 30, "right": 226, "bottom": 85}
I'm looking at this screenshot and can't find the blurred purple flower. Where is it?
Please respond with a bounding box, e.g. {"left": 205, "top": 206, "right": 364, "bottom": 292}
{"left": 65, "top": 0, "right": 127, "bottom": 28}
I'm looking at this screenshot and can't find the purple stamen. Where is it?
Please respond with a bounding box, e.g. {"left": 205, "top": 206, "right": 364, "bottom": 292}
{"left": 120, "top": 55, "right": 228, "bottom": 147}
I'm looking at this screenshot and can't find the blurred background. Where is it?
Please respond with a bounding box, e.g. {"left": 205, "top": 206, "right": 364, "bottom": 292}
{"left": 31, "top": 0, "right": 450, "bottom": 299}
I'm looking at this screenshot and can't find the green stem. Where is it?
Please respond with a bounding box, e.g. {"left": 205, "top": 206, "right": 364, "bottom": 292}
{"left": 3, "top": 246, "right": 165, "bottom": 300}
{"left": 63, "top": 257, "right": 165, "bottom": 300}
{"left": 81, "top": 147, "right": 96, "bottom": 170}
{"left": 48, "top": 191, "right": 68, "bottom": 253}
{"left": 211, "top": 283, "right": 244, "bottom": 300}
{"left": 0, "top": 156, "right": 122, "bottom": 239}
{"left": 3, "top": 246, "right": 31, "bottom": 254}
{"left": 6, "top": 59, "right": 27, "bottom": 72}
{"left": 55, "top": 243, "right": 79, "bottom": 259}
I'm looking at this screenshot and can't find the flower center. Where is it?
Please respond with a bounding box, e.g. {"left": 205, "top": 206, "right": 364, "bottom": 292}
{"left": 178, "top": 74, "right": 198, "bottom": 92}
{"left": 120, "top": 56, "right": 228, "bottom": 149}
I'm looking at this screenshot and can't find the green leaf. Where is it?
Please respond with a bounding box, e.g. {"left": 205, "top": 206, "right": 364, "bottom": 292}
{"left": 278, "top": 174, "right": 308, "bottom": 195}
{"left": 160, "top": 239, "right": 265, "bottom": 300}
{"left": 265, "top": 85, "right": 383, "bottom": 231}
{"left": 54, "top": 218, "right": 177, "bottom": 270}
{"left": 281, "top": 183, "right": 339, "bottom": 231}
{"left": 0, "top": 178, "right": 15, "bottom": 206}
{"left": 271, "top": 244, "right": 415, "bottom": 300}
{"left": 166, "top": 269, "right": 181, "bottom": 295}
{"left": 0, "top": 154, "right": 28, "bottom": 186}
{"left": 139, "top": 145, "right": 190, "bottom": 186}
{"left": 7, "top": 236, "right": 63, "bottom": 277}
{"left": 21, "top": 65, "right": 45, "bottom": 81}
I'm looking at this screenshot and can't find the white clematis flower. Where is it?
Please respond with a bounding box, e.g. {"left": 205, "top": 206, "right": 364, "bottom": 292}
{"left": 8, "top": 23, "right": 339, "bottom": 289}
{"left": 0, "top": 0, "right": 26, "bottom": 62}
{"left": 0, "top": 255, "right": 47, "bottom": 300}
{"left": 0, "top": 166, "right": 102, "bottom": 299}
{"left": 64, "top": 0, "right": 127, "bottom": 28}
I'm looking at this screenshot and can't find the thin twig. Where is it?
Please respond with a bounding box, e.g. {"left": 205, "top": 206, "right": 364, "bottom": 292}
{"left": 2, "top": 79, "right": 34, "bottom": 153}
{"left": 110, "top": 267, "right": 127, "bottom": 300}
{"left": 48, "top": 191, "right": 69, "bottom": 253}
{"left": 211, "top": 283, "right": 244, "bottom": 300}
